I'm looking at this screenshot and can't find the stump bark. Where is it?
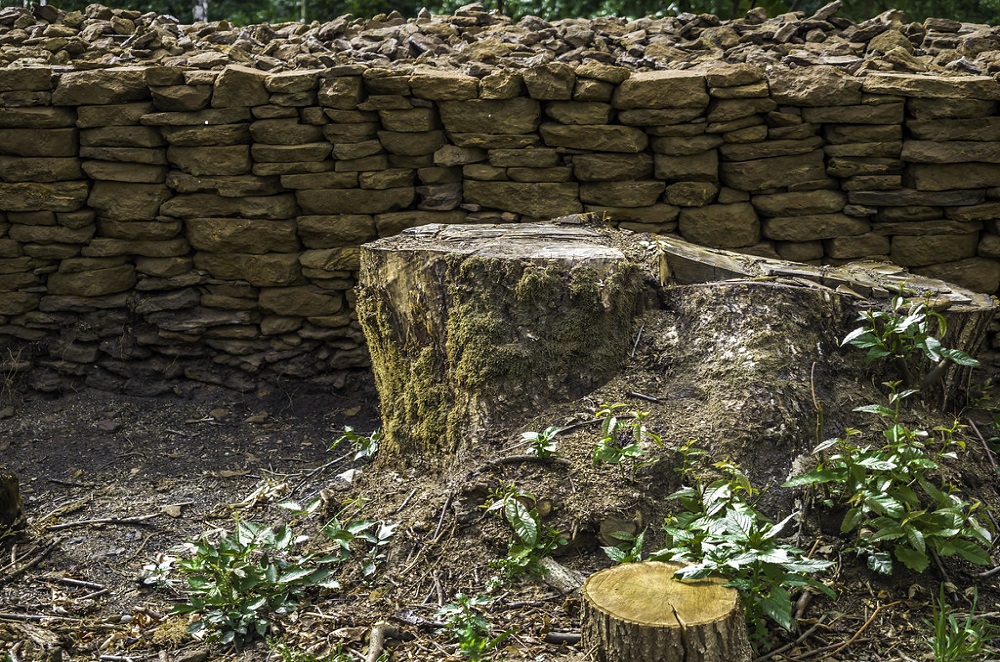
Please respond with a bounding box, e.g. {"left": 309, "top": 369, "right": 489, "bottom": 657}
{"left": 581, "top": 561, "right": 752, "bottom": 662}
{"left": 0, "top": 467, "right": 23, "bottom": 531}
{"left": 356, "top": 223, "right": 644, "bottom": 462}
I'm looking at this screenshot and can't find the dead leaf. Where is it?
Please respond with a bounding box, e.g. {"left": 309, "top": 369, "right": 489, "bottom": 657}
{"left": 209, "top": 408, "right": 230, "bottom": 421}
{"left": 343, "top": 406, "right": 362, "bottom": 417}
{"left": 161, "top": 504, "right": 183, "bottom": 518}
{"left": 217, "top": 469, "right": 250, "bottom": 478}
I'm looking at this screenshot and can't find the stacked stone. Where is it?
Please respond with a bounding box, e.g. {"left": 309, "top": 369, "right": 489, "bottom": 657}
{"left": 855, "top": 72, "right": 1000, "bottom": 294}
{"left": 6, "top": 57, "right": 1000, "bottom": 393}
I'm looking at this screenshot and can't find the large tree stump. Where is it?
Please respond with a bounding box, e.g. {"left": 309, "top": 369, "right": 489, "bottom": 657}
{"left": 655, "top": 236, "right": 996, "bottom": 408}
{"left": 356, "top": 224, "right": 644, "bottom": 462}
{"left": 581, "top": 561, "right": 752, "bottom": 662}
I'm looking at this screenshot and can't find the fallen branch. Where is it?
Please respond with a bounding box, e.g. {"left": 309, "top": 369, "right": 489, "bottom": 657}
{"left": 0, "top": 611, "right": 79, "bottom": 622}
{"left": 39, "top": 576, "right": 104, "bottom": 591}
{"left": 366, "top": 622, "right": 410, "bottom": 662}
{"left": 793, "top": 600, "right": 899, "bottom": 660}
{"left": 754, "top": 617, "right": 826, "bottom": 662}
{"left": 0, "top": 540, "right": 57, "bottom": 585}
{"left": 45, "top": 513, "right": 159, "bottom": 531}
{"left": 967, "top": 419, "right": 998, "bottom": 476}
{"left": 543, "top": 631, "right": 582, "bottom": 645}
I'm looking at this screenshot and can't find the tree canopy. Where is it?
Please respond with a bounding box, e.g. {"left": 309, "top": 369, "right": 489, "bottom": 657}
{"left": 3, "top": 0, "right": 998, "bottom": 32}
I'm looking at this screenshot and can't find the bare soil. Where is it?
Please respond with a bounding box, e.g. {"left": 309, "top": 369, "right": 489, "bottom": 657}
{"left": 2, "top": 303, "right": 999, "bottom": 662}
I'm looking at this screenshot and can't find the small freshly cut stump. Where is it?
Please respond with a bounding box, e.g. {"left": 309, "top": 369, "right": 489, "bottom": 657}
{"left": 357, "top": 223, "right": 643, "bottom": 462}
{"left": 582, "top": 562, "right": 752, "bottom": 662}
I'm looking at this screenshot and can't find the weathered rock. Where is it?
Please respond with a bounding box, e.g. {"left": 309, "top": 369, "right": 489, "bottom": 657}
{"left": 752, "top": 190, "right": 847, "bottom": 216}
{"left": 720, "top": 151, "right": 826, "bottom": 191}
{"left": 764, "top": 214, "right": 871, "bottom": 241}
{"left": 891, "top": 233, "right": 979, "bottom": 266}
{"left": 438, "top": 98, "right": 540, "bottom": 134}
{"left": 768, "top": 65, "right": 863, "bottom": 106}
{"left": 678, "top": 202, "right": 760, "bottom": 248}
{"left": 913, "top": 257, "right": 1000, "bottom": 293}
{"left": 573, "top": 153, "right": 653, "bottom": 181}
{"left": 463, "top": 181, "right": 581, "bottom": 218}
{"left": 540, "top": 124, "right": 647, "bottom": 152}
{"left": 296, "top": 187, "right": 414, "bottom": 215}
{"left": 612, "top": 70, "right": 708, "bottom": 109}
{"left": 52, "top": 67, "right": 150, "bottom": 105}
{"left": 862, "top": 72, "right": 1000, "bottom": 99}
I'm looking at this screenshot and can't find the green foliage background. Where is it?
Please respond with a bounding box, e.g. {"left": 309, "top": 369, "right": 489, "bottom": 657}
{"left": 2, "top": 0, "right": 998, "bottom": 28}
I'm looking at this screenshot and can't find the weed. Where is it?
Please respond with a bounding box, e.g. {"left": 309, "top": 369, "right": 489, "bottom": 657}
{"left": 591, "top": 403, "right": 661, "bottom": 477}
{"left": 484, "top": 485, "right": 565, "bottom": 589}
{"left": 521, "top": 425, "right": 561, "bottom": 458}
{"left": 842, "top": 291, "right": 978, "bottom": 388}
{"left": 331, "top": 426, "right": 381, "bottom": 461}
{"left": 926, "top": 586, "right": 999, "bottom": 662}
{"left": 601, "top": 528, "right": 645, "bottom": 564}
{"left": 652, "top": 444, "right": 834, "bottom": 647}
{"left": 268, "top": 639, "right": 358, "bottom": 662}
{"left": 786, "top": 393, "right": 992, "bottom": 574}
{"left": 788, "top": 293, "right": 993, "bottom": 576}
{"left": 322, "top": 517, "right": 397, "bottom": 579}
{"left": 171, "top": 519, "right": 340, "bottom": 647}
{"left": 437, "top": 593, "right": 513, "bottom": 660}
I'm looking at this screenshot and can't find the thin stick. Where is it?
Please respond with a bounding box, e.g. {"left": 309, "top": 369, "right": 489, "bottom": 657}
{"left": 803, "top": 601, "right": 899, "bottom": 659}
{"left": 977, "top": 565, "right": 1000, "bottom": 579}
{"left": 754, "top": 617, "right": 826, "bottom": 662}
{"left": 0, "top": 611, "right": 79, "bottom": 622}
{"left": 393, "top": 488, "right": 418, "bottom": 514}
{"left": 967, "top": 419, "right": 999, "bottom": 476}
{"left": 631, "top": 322, "right": 645, "bottom": 357}
{"left": 40, "top": 576, "right": 104, "bottom": 590}
{"left": 45, "top": 513, "right": 159, "bottom": 531}
{"left": 288, "top": 451, "right": 353, "bottom": 496}
{"left": 627, "top": 391, "right": 660, "bottom": 403}
{"left": 431, "top": 495, "right": 452, "bottom": 543}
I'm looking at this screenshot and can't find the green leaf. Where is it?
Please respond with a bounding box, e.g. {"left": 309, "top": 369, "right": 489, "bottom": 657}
{"left": 940, "top": 348, "right": 980, "bottom": 367}
{"left": 504, "top": 497, "right": 538, "bottom": 548}
{"left": 894, "top": 544, "right": 930, "bottom": 573}
{"left": 946, "top": 538, "right": 992, "bottom": 566}
{"left": 841, "top": 508, "right": 862, "bottom": 534}
{"left": 783, "top": 469, "right": 844, "bottom": 487}
{"left": 758, "top": 586, "right": 793, "bottom": 631}
{"left": 854, "top": 403, "right": 897, "bottom": 418}
{"left": 867, "top": 551, "right": 893, "bottom": 574}
{"left": 277, "top": 566, "right": 317, "bottom": 584}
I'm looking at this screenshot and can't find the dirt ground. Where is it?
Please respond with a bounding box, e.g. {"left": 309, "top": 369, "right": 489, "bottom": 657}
{"left": 1, "top": 294, "right": 1000, "bottom": 662}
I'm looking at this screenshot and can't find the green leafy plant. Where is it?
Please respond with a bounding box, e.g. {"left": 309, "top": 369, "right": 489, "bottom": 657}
{"left": 268, "top": 639, "right": 358, "bottom": 662}
{"left": 601, "top": 528, "right": 646, "bottom": 564}
{"left": 331, "top": 426, "right": 382, "bottom": 461}
{"left": 521, "top": 425, "right": 562, "bottom": 458}
{"left": 484, "top": 485, "right": 565, "bottom": 589}
{"left": 926, "top": 586, "right": 999, "bottom": 662}
{"left": 842, "top": 292, "right": 979, "bottom": 388}
{"left": 651, "top": 444, "right": 834, "bottom": 646}
{"left": 786, "top": 388, "right": 992, "bottom": 574}
{"left": 437, "top": 593, "right": 512, "bottom": 661}
{"left": 322, "top": 517, "right": 397, "bottom": 579}
{"left": 171, "top": 520, "right": 341, "bottom": 647}
{"left": 591, "top": 403, "right": 661, "bottom": 474}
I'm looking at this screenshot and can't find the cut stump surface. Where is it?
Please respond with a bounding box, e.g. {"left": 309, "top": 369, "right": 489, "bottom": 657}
{"left": 582, "top": 561, "right": 752, "bottom": 662}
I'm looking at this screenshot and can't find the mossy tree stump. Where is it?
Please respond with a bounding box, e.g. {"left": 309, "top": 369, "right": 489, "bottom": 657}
{"left": 357, "top": 223, "right": 643, "bottom": 463}
{"left": 582, "top": 561, "right": 752, "bottom": 662}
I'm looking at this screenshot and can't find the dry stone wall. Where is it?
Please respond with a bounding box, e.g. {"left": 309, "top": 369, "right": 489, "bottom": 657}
{"left": 3, "top": 6, "right": 1000, "bottom": 394}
